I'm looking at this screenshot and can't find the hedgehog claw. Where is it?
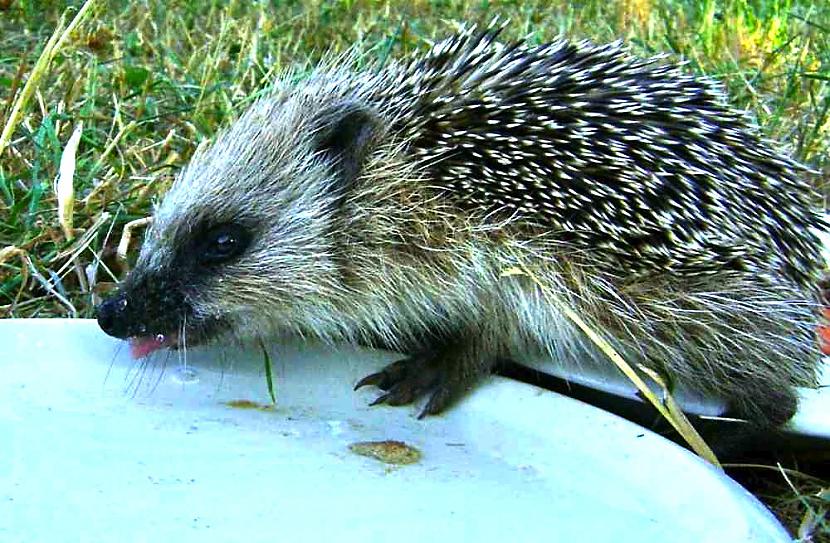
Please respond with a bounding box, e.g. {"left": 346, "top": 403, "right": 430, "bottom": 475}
{"left": 369, "top": 392, "right": 391, "bottom": 406}
{"left": 354, "top": 358, "right": 412, "bottom": 391}
{"left": 357, "top": 353, "right": 450, "bottom": 414}
{"left": 354, "top": 373, "right": 383, "bottom": 391}
{"left": 418, "top": 384, "right": 455, "bottom": 419}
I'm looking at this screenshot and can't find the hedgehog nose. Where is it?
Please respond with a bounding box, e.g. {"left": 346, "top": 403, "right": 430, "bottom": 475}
{"left": 96, "top": 294, "right": 130, "bottom": 338}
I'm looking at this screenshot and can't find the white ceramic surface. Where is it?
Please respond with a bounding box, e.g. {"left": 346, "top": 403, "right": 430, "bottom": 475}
{"left": 522, "top": 351, "right": 830, "bottom": 439}
{"left": 1, "top": 319, "right": 789, "bottom": 542}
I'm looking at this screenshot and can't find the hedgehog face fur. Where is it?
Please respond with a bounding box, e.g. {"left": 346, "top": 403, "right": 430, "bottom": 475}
{"left": 96, "top": 92, "right": 383, "bottom": 353}
{"left": 97, "top": 25, "right": 826, "bottom": 428}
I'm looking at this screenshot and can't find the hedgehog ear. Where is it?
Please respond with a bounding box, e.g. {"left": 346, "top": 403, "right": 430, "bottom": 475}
{"left": 313, "top": 103, "right": 379, "bottom": 191}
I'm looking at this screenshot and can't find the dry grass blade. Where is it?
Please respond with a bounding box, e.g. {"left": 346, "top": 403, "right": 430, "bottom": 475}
{"left": 502, "top": 265, "right": 721, "bottom": 467}
{"left": 0, "top": 245, "right": 24, "bottom": 264}
{"left": 81, "top": 120, "right": 139, "bottom": 206}
{"left": 53, "top": 211, "right": 112, "bottom": 265}
{"left": 23, "top": 254, "right": 76, "bottom": 317}
{"left": 117, "top": 217, "right": 153, "bottom": 270}
{"left": 56, "top": 122, "right": 83, "bottom": 242}
{"left": 0, "top": 246, "right": 29, "bottom": 311}
{"left": 0, "top": 0, "right": 97, "bottom": 163}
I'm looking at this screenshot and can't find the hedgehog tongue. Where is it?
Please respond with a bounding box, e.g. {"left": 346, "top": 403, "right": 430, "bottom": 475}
{"left": 129, "top": 334, "right": 178, "bottom": 359}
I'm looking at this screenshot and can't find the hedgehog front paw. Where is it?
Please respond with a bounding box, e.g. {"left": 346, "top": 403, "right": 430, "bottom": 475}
{"left": 354, "top": 353, "right": 462, "bottom": 419}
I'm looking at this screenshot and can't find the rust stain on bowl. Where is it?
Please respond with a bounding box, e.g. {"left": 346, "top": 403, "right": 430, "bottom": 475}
{"left": 349, "top": 440, "right": 422, "bottom": 465}
{"left": 224, "top": 399, "right": 275, "bottom": 411}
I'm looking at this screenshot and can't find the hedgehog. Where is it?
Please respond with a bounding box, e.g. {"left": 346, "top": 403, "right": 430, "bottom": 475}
{"left": 96, "top": 25, "right": 826, "bottom": 430}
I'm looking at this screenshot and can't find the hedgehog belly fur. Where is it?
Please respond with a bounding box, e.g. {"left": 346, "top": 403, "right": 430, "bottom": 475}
{"left": 319, "top": 224, "right": 819, "bottom": 425}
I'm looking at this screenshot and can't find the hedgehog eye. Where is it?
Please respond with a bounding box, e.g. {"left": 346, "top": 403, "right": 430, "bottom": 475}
{"left": 199, "top": 223, "right": 251, "bottom": 264}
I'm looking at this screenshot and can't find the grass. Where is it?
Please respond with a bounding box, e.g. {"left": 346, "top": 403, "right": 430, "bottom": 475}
{"left": 1, "top": 0, "right": 829, "bottom": 538}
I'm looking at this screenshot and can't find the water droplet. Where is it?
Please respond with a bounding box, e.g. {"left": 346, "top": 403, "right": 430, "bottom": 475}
{"left": 327, "top": 420, "right": 345, "bottom": 437}
{"left": 172, "top": 367, "right": 199, "bottom": 384}
{"left": 155, "top": 334, "right": 166, "bottom": 343}
{"left": 118, "top": 298, "right": 128, "bottom": 310}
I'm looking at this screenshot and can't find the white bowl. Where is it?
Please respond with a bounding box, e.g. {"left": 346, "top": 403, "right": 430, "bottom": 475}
{"left": 1, "top": 319, "right": 790, "bottom": 542}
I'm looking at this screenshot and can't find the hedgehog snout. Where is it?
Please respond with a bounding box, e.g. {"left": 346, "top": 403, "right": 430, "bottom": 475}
{"left": 96, "top": 293, "right": 132, "bottom": 339}
{"left": 95, "top": 270, "right": 192, "bottom": 340}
